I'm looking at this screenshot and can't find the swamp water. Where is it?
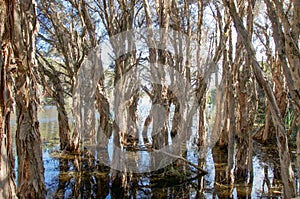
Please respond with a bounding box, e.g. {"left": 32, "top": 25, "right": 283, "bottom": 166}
{"left": 9, "top": 105, "right": 300, "bottom": 198}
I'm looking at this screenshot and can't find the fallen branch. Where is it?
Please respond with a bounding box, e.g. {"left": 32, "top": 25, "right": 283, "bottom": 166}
{"left": 152, "top": 149, "right": 208, "bottom": 175}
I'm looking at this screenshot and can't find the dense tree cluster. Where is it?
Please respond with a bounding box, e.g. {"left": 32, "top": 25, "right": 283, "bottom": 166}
{"left": 0, "top": 0, "right": 299, "bottom": 198}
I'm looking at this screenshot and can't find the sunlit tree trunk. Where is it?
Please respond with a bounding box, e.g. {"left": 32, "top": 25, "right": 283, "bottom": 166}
{"left": 196, "top": 1, "right": 208, "bottom": 152}
{"left": 13, "top": 0, "right": 46, "bottom": 198}
{"left": 196, "top": 81, "right": 208, "bottom": 155}
{"left": 226, "top": 48, "right": 235, "bottom": 185}
{"left": 211, "top": 3, "right": 231, "bottom": 149}
{"left": 0, "top": 1, "right": 17, "bottom": 198}
{"left": 194, "top": 0, "right": 208, "bottom": 153}
{"left": 220, "top": 12, "right": 235, "bottom": 184}
{"left": 212, "top": 77, "right": 227, "bottom": 147}
{"left": 169, "top": 0, "right": 182, "bottom": 140}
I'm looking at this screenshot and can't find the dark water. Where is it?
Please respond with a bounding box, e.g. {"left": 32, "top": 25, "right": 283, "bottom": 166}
{"left": 10, "top": 105, "right": 299, "bottom": 198}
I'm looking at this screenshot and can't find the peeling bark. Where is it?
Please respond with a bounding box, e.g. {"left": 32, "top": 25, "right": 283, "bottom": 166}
{"left": 0, "top": 1, "right": 17, "bottom": 198}
{"left": 13, "top": 0, "right": 46, "bottom": 198}
{"left": 234, "top": 0, "right": 255, "bottom": 182}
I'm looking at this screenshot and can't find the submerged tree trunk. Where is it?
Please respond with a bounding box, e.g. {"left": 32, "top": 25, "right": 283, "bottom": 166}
{"left": 226, "top": 63, "right": 235, "bottom": 185}
{"left": 235, "top": 61, "right": 251, "bottom": 181}
{"left": 221, "top": 15, "right": 235, "bottom": 184}
{"left": 57, "top": 97, "right": 71, "bottom": 150}
{"left": 234, "top": 0, "right": 255, "bottom": 182}
{"left": 13, "top": 0, "right": 46, "bottom": 198}
{"left": 0, "top": 1, "right": 17, "bottom": 198}
{"left": 152, "top": 0, "right": 171, "bottom": 150}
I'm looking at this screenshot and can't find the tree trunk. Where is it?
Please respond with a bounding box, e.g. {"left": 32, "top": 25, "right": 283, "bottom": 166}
{"left": 96, "top": 81, "right": 112, "bottom": 148}
{"left": 0, "top": 79, "right": 16, "bottom": 199}
{"left": 211, "top": 78, "right": 228, "bottom": 147}
{"left": 225, "top": 0, "right": 296, "bottom": 197}
{"left": 170, "top": 92, "right": 180, "bottom": 139}
{"left": 222, "top": 16, "right": 235, "bottom": 184}
{"left": 0, "top": 113, "right": 16, "bottom": 199}
{"left": 234, "top": 0, "right": 255, "bottom": 182}
{"left": 0, "top": 1, "right": 17, "bottom": 198}
{"left": 151, "top": 84, "right": 170, "bottom": 149}
{"left": 69, "top": 74, "right": 81, "bottom": 153}
{"left": 13, "top": 0, "right": 46, "bottom": 198}
{"left": 262, "top": 102, "right": 274, "bottom": 142}
{"left": 151, "top": 0, "right": 171, "bottom": 150}
{"left": 36, "top": 56, "right": 72, "bottom": 151}
{"left": 57, "top": 98, "right": 71, "bottom": 150}
{"left": 226, "top": 66, "right": 235, "bottom": 185}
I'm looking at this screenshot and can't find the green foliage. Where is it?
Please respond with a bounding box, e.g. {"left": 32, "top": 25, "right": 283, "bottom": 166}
{"left": 284, "top": 107, "right": 294, "bottom": 130}
{"left": 42, "top": 97, "right": 55, "bottom": 105}
{"left": 207, "top": 88, "right": 217, "bottom": 105}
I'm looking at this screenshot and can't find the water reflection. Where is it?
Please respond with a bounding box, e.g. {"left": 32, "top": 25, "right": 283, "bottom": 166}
{"left": 9, "top": 106, "right": 298, "bottom": 198}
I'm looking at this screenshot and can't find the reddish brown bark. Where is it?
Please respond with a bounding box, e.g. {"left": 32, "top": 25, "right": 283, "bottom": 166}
{"left": 234, "top": 0, "right": 255, "bottom": 182}
{"left": 13, "top": 0, "right": 46, "bottom": 198}
{"left": 0, "top": 1, "right": 17, "bottom": 198}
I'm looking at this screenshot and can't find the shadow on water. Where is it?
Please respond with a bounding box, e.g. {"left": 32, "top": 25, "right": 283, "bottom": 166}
{"left": 10, "top": 106, "right": 299, "bottom": 198}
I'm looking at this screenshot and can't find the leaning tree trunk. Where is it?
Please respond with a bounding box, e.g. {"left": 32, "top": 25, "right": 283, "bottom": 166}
{"left": 0, "top": 1, "right": 17, "bottom": 198}
{"left": 12, "top": 0, "right": 46, "bottom": 198}
{"left": 225, "top": 0, "right": 296, "bottom": 197}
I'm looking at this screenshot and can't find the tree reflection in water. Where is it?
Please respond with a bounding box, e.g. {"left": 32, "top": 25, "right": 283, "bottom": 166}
{"left": 48, "top": 148, "right": 204, "bottom": 198}
{"left": 11, "top": 107, "right": 300, "bottom": 198}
